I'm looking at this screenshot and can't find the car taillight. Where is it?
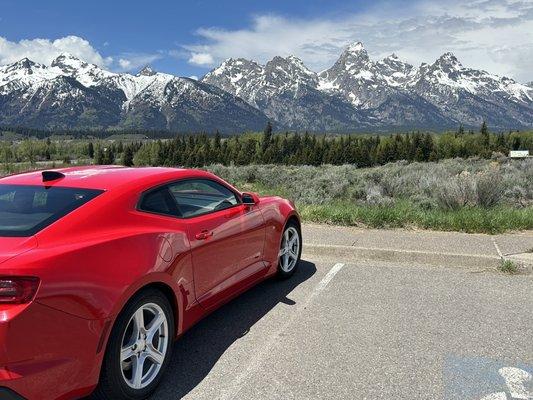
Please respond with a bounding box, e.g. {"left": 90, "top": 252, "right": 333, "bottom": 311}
{"left": 0, "top": 277, "right": 40, "bottom": 304}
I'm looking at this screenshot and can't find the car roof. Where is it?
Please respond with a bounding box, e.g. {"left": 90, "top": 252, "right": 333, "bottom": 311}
{"left": 0, "top": 166, "right": 215, "bottom": 191}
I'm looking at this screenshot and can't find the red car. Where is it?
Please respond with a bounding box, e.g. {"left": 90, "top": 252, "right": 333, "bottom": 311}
{"left": 0, "top": 166, "right": 302, "bottom": 400}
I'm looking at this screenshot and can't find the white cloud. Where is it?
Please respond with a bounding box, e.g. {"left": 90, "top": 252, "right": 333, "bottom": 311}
{"left": 0, "top": 35, "right": 112, "bottom": 67}
{"left": 184, "top": 0, "right": 533, "bottom": 82}
{"left": 188, "top": 52, "right": 214, "bottom": 66}
{"left": 116, "top": 53, "right": 163, "bottom": 72}
{"left": 118, "top": 58, "right": 132, "bottom": 69}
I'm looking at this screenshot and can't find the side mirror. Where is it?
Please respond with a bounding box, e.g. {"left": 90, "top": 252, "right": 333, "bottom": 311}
{"left": 242, "top": 192, "right": 260, "bottom": 205}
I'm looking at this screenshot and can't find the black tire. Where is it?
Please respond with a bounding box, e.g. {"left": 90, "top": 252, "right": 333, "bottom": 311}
{"left": 91, "top": 289, "right": 175, "bottom": 400}
{"left": 277, "top": 221, "right": 302, "bottom": 279}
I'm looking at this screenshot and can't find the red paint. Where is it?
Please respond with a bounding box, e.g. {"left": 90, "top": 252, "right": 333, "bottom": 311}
{"left": 0, "top": 166, "right": 299, "bottom": 400}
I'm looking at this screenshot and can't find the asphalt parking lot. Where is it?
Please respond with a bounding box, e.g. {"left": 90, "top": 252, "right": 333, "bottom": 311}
{"left": 150, "top": 256, "right": 533, "bottom": 400}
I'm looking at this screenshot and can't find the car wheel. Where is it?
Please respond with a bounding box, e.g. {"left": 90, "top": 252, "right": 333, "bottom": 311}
{"left": 92, "top": 289, "right": 174, "bottom": 400}
{"left": 277, "top": 221, "right": 302, "bottom": 279}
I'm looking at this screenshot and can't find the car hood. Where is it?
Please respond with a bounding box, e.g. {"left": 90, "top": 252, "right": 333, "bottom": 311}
{"left": 0, "top": 236, "right": 38, "bottom": 266}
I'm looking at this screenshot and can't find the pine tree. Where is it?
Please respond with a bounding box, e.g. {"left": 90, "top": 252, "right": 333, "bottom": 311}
{"left": 104, "top": 148, "right": 115, "bottom": 165}
{"left": 480, "top": 121, "right": 490, "bottom": 147}
{"left": 480, "top": 121, "right": 488, "bottom": 136}
{"left": 122, "top": 145, "right": 134, "bottom": 167}
{"left": 95, "top": 146, "right": 105, "bottom": 165}
{"left": 213, "top": 130, "right": 222, "bottom": 162}
{"left": 87, "top": 142, "right": 95, "bottom": 159}
{"left": 261, "top": 122, "right": 273, "bottom": 163}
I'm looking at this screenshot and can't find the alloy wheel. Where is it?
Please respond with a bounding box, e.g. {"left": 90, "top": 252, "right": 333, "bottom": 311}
{"left": 120, "top": 303, "right": 169, "bottom": 390}
{"left": 279, "top": 226, "right": 300, "bottom": 273}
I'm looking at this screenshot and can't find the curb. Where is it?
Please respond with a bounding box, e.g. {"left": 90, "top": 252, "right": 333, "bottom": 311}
{"left": 508, "top": 253, "right": 533, "bottom": 273}
{"left": 302, "top": 244, "right": 504, "bottom": 269}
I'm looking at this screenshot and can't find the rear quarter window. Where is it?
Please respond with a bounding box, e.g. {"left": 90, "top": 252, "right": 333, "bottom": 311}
{"left": 0, "top": 185, "right": 103, "bottom": 237}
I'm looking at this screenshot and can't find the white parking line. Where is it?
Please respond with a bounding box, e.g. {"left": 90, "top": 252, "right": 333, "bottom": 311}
{"left": 491, "top": 237, "right": 504, "bottom": 259}
{"left": 216, "top": 262, "right": 345, "bottom": 400}
{"left": 315, "top": 263, "right": 345, "bottom": 292}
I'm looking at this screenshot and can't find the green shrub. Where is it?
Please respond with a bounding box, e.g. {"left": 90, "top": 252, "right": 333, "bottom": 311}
{"left": 498, "top": 259, "right": 519, "bottom": 274}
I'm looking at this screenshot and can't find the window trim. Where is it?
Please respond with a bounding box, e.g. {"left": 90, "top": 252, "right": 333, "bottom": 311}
{"left": 137, "top": 177, "right": 243, "bottom": 220}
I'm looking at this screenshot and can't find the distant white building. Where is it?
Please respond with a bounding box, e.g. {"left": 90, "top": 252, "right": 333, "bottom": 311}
{"left": 509, "top": 150, "right": 530, "bottom": 159}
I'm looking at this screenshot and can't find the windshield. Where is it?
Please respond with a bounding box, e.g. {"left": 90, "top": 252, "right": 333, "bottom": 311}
{"left": 0, "top": 185, "right": 103, "bottom": 237}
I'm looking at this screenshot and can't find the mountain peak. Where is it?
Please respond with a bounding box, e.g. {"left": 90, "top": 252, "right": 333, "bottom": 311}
{"left": 138, "top": 65, "right": 156, "bottom": 76}
{"left": 219, "top": 57, "right": 260, "bottom": 70}
{"left": 285, "top": 55, "right": 306, "bottom": 65}
{"left": 53, "top": 52, "right": 82, "bottom": 61}
{"left": 268, "top": 55, "right": 307, "bottom": 68}
{"left": 51, "top": 53, "right": 88, "bottom": 71}
{"left": 3, "top": 57, "right": 42, "bottom": 74}
{"left": 338, "top": 41, "right": 370, "bottom": 66}
{"left": 434, "top": 52, "right": 462, "bottom": 72}
{"left": 346, "top": 42, "right": 366, "bottom": 53}
{"left": 13, "top": 57, "right": 36, "bottom": 68}
{"left": 265, "top": 55, "right": 317, "bottom": 86}
{"left": 381, "top": 53, "right": 410, "bottom": 65}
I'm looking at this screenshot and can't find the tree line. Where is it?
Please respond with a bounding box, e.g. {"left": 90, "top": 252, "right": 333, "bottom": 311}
{"left": 1, "top": 123, "right": 531, "bottom": 169}
{"left": 127, "top": 123, "right": 532, "bottom": 167}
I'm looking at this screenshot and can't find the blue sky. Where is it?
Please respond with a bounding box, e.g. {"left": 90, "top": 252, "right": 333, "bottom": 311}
{"left": 1, "top": 0, "right": 532, "bottom": 82}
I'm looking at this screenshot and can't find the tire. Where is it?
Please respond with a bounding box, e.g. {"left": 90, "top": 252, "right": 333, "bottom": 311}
{"left": 277, "top": 221, "right": 302, "bottom": 279}
{"left": 92, "top": 289, "right": 175, "bottom": 400}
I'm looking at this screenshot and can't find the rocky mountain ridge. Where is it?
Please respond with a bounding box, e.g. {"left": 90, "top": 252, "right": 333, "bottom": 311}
{"left": 203, "top": 42, "right": 533, "bottom": 131}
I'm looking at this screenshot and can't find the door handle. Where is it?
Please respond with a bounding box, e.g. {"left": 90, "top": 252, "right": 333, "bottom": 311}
{"left": 195, "top": 230, "right": 213, "bottom": 240}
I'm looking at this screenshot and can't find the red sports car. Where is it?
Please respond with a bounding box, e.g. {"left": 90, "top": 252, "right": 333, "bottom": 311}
{"left": 0, "top": 166, "right": 302, "bottom": 400}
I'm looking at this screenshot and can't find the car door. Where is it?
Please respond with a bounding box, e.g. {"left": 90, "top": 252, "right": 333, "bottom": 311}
{"left": 166, "top": 179, "right": 266, "bottom": 310}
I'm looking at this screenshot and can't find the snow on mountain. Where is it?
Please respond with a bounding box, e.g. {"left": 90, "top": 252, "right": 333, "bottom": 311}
{"left": 203, "top": 54, "right": 368, "bottom": 131}
{"left": 0, "top": 58, "right": 60, "bottom": 96}
{"left": 50, "top": 53, "right": 114, "bottom": 87}
{"left": 0, "top": 54, "right": 268, "bottom": 132}
{"left": 318, "top": 43, "right": 415, "bottom": 108}
{"left": 1, "top": 45, "right": 532, "bottom": 132}
{"left": 410, "top": 53, "right": 533, "bottom": 126}
{"left": 204, "top": 42, "right": 533, "bottom": 130}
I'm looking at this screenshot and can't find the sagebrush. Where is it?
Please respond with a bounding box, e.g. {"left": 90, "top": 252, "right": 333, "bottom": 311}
{"left": 206, "top": 157, "right": 533, "bottom": 210}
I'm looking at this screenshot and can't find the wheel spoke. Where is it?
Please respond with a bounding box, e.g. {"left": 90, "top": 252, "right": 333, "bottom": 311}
{"left": 121, "top": 344, "right": 135, "bottom": 362}
{"left": 289, "top": 250, "right": 298, "bottom": 260}
{"left": 131, "top": 354, "right": 145, "bottom": 389}
{"left": 146, "top": 313, "right": 165, "bottom": 342}
{"left": 133, "top": 308, "right": 145, "bottom": 334}
{"left": 146, "top": 344, "right": 165, "bottom": 365}
{"left": 279, "top": 246, "right": 288, "bottom": 257}
{"left": 283, "top": 253, "right": 289, "bottom": 269}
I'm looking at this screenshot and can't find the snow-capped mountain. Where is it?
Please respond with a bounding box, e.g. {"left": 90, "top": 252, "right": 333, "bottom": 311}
{"left": 409, "top": 53, "right": 533, "bottom": 127}
{"left": 1, "top": 44, "right": 532, "bottom": 132}
{"left": 204, "top": 42, "right": 533, "bottom": 130}
{"left": 203, "top": 55, "right": 368, "bottom": 131}
{"left": 0, "top": 54, "right": 268, "bottom": 132}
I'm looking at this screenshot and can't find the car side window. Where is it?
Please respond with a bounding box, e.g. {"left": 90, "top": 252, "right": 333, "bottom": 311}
{"left": 139, "top": 187, "right": 179, "bottom": 217}
{"left": 168, "top": 179, "right": 239, "bottom": 218}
